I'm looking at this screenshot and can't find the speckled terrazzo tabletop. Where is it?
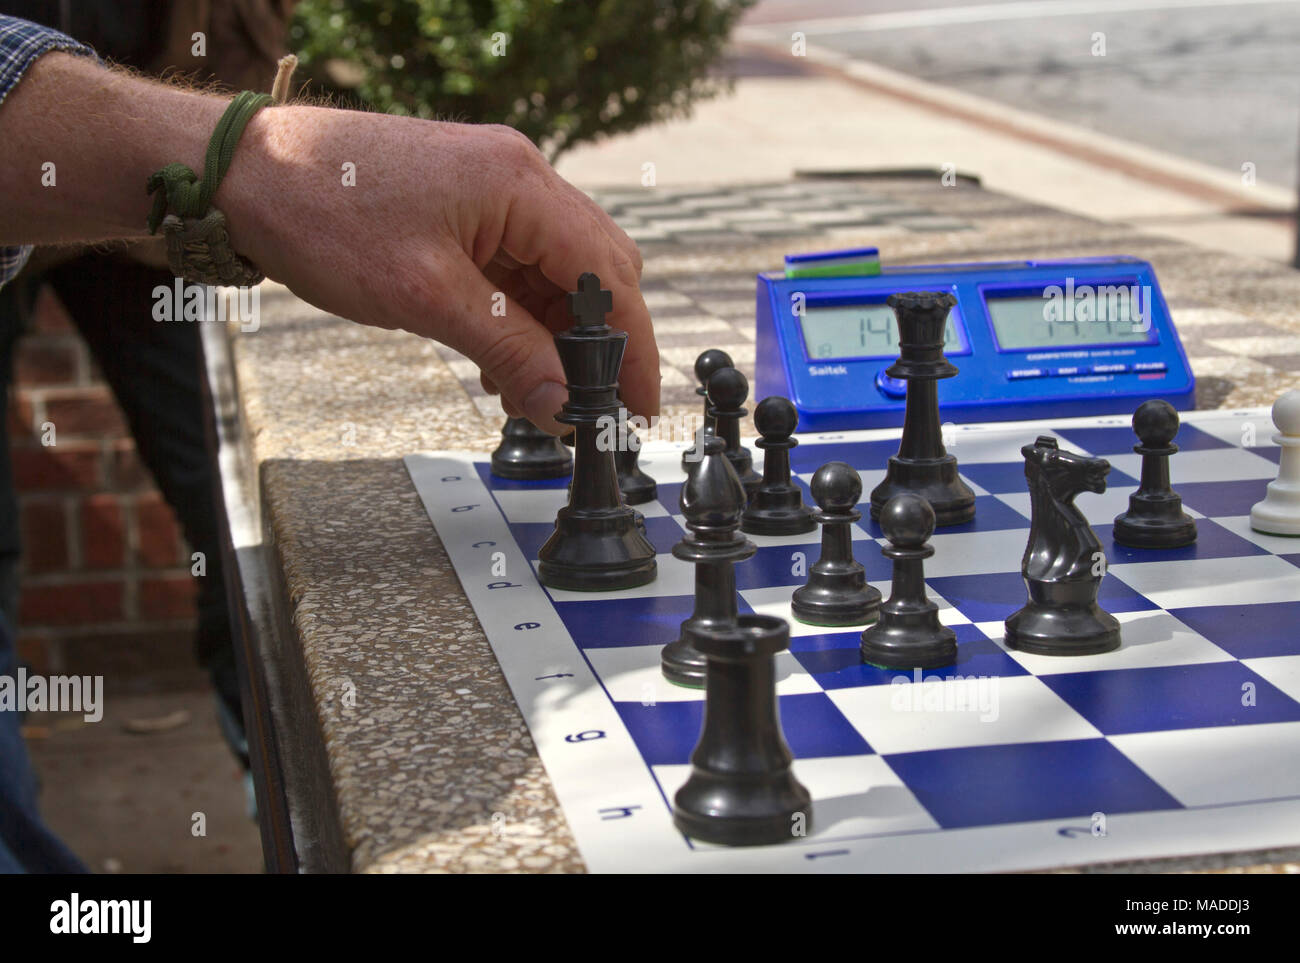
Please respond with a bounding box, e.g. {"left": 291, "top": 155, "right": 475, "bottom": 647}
{"left": 224, "top": 176, "right": 1300, "bottom": 873}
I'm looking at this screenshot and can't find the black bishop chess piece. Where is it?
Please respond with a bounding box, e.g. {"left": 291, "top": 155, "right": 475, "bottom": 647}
{"left": 1004, "top": 436, "right": 1121, "bottom": 656}
{"left": 742, "top": 396, "right": 816, "bottom": 536}
{"left": 612, "top": 396, "right": 657, "bottom": 505}
{"left": 860, "top": 494, "right": 957, "bottom": 670}
{"left": 537, "top": 274, "right": 657, "bottom": 591}
{"left": 791, "top": 461, "right": 881, "bottom": 627}
{"left": 673, "top": 613, "right": 813, "bottom": 847}
{"left": 661, "top": 432, "right": 756, "bottom": 688}
{"left": 682, "top": 349, "right": 734, "bottom": 471}
{"left": 1112, "top": 399, "right": 1197, "bottom": 549}
{"left": 707, "top": 367, "right": 762, "bottom": 501}
{"left": 491, "top": 416, "right": 572, "bottom": 480}
{"left": 869, "top": 291, "right": 975, "bottom": 527}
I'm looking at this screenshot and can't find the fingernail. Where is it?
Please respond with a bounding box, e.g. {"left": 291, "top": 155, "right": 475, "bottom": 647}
{"left": 522, "top": 381, "right": 568, "bottom": 434}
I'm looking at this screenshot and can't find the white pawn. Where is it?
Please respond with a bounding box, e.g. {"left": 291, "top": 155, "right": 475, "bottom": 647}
{"left": 1251, "top": 389, "right": 1300, "bottom": 536}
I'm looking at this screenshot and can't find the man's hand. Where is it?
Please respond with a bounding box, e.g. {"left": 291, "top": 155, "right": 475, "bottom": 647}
{"left": 219, "top": 109, "right": 659, "bottom": 432}
{"left": 0, "top": 53, "right": 660, "bottom": 433}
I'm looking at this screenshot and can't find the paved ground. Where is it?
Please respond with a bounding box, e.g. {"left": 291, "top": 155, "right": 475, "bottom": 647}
{"left": 743, "top": 0, "right": 1300, "bottom": 190}
{"left": 25, "top": 689, "right": 263, "bottom": 874}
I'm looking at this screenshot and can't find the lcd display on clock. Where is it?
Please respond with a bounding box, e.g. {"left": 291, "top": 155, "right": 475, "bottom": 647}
{"left": 986, "top": 287, "right": 1153, "bottom": 350}
{"left": 800, "top": 303, "right": 962, "bottom": 360}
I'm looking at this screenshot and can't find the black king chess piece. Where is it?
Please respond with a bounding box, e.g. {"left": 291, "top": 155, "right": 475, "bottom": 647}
{"left": 1004, "top": 436, "right": 1121, "bottom": 656}
{"left": 707, "top": 367, "right": 762, "bottom": 501}
{"left": 860, "top": 494, "right": 957, "bottom": 669}
{"left": 537, "top": 274, "right": 657, "bottom": 591}
{"left": 1113, "top": 399, "right": 1197, "bottom": 549}
{"left": 869, "top": 291, "right": 975, "bottom": 527}
{"left": 742, "top": 396, "right": 816, "bottom": 536}
{"left": 791, "top": 462, "right": 881, "bottom": 626}
{"left": 491, "top": 416, "right": 572, "bottom": 480}
{"left": 673, "top": 613, "right": 813, "bottom": 847}
{"left": 682, "top": 349, "right": 734, "bottom": 471}
{"left": 613, "top": 395, "right": 657, "bottom": 504}
{"left": 661, "top": 432, "right": 756, "bottom": 688}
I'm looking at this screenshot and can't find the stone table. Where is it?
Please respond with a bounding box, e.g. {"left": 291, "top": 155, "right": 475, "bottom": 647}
{"left": 205, "top": 175, "right": 1300, "bottom": 873}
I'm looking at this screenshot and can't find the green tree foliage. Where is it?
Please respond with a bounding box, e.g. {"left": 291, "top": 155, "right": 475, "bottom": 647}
{"left": 291, "top": 0, "right": 757, "bottom": 160}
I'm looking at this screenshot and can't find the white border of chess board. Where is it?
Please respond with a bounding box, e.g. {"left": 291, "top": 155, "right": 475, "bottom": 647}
{"left": 404, "top": 407, "right": 1300, "bottom": 873}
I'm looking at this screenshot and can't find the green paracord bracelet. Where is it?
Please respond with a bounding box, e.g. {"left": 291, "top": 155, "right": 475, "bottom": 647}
{"left": 146, "top": 90, "right": 273, "bottom": 287}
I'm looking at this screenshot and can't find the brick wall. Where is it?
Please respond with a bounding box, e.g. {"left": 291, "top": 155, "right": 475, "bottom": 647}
{"left": 10, "top": 287, "right": 199, "bottom": 684}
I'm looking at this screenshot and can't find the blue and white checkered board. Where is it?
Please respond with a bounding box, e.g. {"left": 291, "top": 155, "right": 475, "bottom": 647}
{"left": 405, "top": 407, "right": 1300, "bottom": 873}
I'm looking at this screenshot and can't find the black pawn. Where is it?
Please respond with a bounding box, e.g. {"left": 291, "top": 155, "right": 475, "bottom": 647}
{"left": 869, "top": 292, "right": 975, "bottom": 527}
{"left": 673, "top": 614, "right": 812, "bottom": 847}
{"left": 682, "top": 349, "right": 734, "bottom": 471}
{"left": 791, "top": 462, "right": 881, "bottom": 626}
{"left": 1113, "top": 400, "right": 1197, "bottom": 549}
{"left": 742, "top": 397, "right": 815, "bottom": 536}
{"left": 661, "top": 433, "right": 755, "bottom": 688}
{"left": 612, "top": 397, "right": 657, "bottom": 504}
{"left": 860, "top": 494, "right": 956, "bottom": 669}
{"left": 537, "top": 274, "right": 657, "bottom": 591}
{"left": 707, "top": 367, "right": 762, "bottom": 500}
{"left": 491, "top": 416, "right": 572, "bottom": 480}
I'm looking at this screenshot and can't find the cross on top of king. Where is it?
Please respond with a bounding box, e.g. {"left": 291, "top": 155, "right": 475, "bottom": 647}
{"left": 567, "top": 272, "right": 613, "bottom": 329}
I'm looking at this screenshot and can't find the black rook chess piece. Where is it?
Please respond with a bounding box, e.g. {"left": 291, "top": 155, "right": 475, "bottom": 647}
{"left": 537, "top": 274, "right": 657, "bottom": 591}
{"left": 682, "top": 349, "right": 734, "bottom": 471}
{"left": 673, "top": 613, "right": 813, "bottom": 847}
{"left": 791, "top": 462, "right": 881, "bottom": 626}
{"left": 707, "top": 367, "right": 762, "bottom": 500}
{"left": 869, "top": 291, "right": 975, "bottom": 527}
{"left": 613, "top": 396, "right": 657, "bottom": 505}
{"left": 742, "top": 396, "right": 816, "bottom": 536}
{"left": 1112, "top": 400, "right": 1197, "bottom": 549}
{"left": 860, "top": 494, "right": 957, "bottom": 669}
{"left": 1004, "top": 436, "right": 1120, "bottom": 655}
{"left": 661, "top": 432, "right": 756, "bottom": 688}
{"left": 491, "top": 416, "right": 573, "bottom": 480}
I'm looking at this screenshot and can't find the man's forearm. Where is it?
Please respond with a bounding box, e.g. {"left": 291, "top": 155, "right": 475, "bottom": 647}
{"left": 0, "top": 52, "right": 230, "bottom": 245}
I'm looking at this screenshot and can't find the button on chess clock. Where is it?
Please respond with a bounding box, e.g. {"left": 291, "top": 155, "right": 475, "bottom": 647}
{"left": 756, "top": 250, "right": 1195, "bottom": 430}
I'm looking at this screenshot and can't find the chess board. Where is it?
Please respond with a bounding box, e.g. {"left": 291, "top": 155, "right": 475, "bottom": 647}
{"left": 404, "top": 407, "right": 1300, "bottom": 872}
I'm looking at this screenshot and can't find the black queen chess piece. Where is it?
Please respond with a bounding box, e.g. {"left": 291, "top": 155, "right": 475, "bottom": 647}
{"left": 742, "top": 396, "right": 816, "bottom": 536}
{"left": 491, "top": 416, "right": 572, "bottom": 479}
{"left": 673, "top": 613, "right": 813, "bottom": 847}
{"left": 537, "top": 274, "right": 657, "bottom": 591}
{"left": 1004, "top": 436, "right": 1121, "bottom": 656}
{"left": 869, "top": 291, "right": 976, "bottom": 527}
{"left": 1112, "top": 399, "right": 1197, "bottom": 549}
{"left": 661, "top": 431, "right": 756, "bottom": 688}
{"left": 791, "top": 461, "right": 881, "bottom": 626}
{"left": 860, "top": 494, "right": 957, "bottom": 670}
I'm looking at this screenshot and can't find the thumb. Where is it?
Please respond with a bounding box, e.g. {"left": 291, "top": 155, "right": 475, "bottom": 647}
{"left": 439, "top": 260, "right": 569, "bottom": 434}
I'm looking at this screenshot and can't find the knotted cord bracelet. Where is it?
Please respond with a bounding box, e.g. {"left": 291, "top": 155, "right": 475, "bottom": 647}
{"left": 145, "top": 90, "right": 273, "bottom": 287}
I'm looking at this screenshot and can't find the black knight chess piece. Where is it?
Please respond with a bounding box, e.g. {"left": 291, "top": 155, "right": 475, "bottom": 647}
{"left": 791, "top": 461, "right": 881, "bottom": 626}
{"left": 1112, "top": 399, "right": 1197, "bottom": 549}
{"left": 682, "top": 349, "right": 734, "bottom": 471}
{"left": 491, "top": 416, "right": 572, "bottom": 480}
{"left": 869, "top": 291, "right": 975, "bottom": 527}
{"left": 1004, "top": 436, "right": 1121, "bottom": 656}
{"left": 537, "top": 274, "right": 657, "bottom": 591}
{"left": 742, "top": 396, "right": 816, "bottom": 536}
{"left": 707, "top": 367, "right": 762, "bottom": 501}
{"left": 673, "top": 614, "right": 813, "bottom": 847}
{"left": 860, "top": 494, "right": 957, "bottom": 669}
{"left": 661, "top": 432, "right": 756, "bottom": 688}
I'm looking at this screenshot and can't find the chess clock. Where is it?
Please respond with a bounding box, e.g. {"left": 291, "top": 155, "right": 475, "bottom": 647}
{"left": 754, "top": 251, "right": 1196, "bottom": 431}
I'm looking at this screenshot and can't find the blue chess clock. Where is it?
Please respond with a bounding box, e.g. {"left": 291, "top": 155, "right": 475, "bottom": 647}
{"left": 755, "top": 253, "right": 1195, "bottom": 430}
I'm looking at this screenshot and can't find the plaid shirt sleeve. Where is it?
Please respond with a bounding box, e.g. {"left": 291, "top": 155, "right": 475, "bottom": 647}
{"left": 0, "top": 15, "right": 97, "bottom": 290}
